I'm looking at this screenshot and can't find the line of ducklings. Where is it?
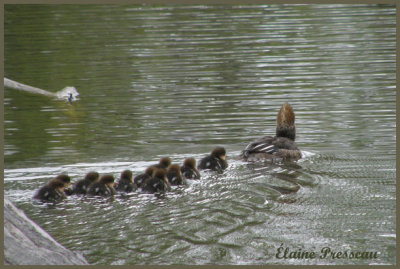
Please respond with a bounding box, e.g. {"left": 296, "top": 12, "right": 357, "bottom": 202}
{"left": 33, "top": 147, "right": 227, "bottom": 202}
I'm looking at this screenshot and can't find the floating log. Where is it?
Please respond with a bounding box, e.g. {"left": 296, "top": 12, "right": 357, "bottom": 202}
{"left": 4, "top": 77, "right": 79, "bottom": 103}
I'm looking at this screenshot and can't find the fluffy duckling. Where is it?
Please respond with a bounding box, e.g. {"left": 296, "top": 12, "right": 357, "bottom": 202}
{"left": 241, "top": 102, "right": 301, "bottom": 161}
{"left": 52, "top": 174, "right": 71, "bottom": 186}
{"left": 33, "top": 175, "right": 71, "bottom": 202}
{"left": 67, "top": 171, "right": 99, "bottom": 195}
{"left": 87, "top": 175, "right": 116, "bottom": 196}
{"left": 134, "top": 166, "right": 156, "bottom": 188}
{"left": 197, "top": 147, "right": 228, "bottom": 172}
{"left": 142, "top": 168, "right": 171, "bottom": 193}
{"left": 150, "top": 157, "right": 172, "bottom": 169}
{"left": 166, "top": 164, "right": 186, "bottom": 186}
{"left": 180, "top": 157, "right": 201, "bottom": 179}
{"left": 115, "top": 170, "right": 137, "bottom": 192}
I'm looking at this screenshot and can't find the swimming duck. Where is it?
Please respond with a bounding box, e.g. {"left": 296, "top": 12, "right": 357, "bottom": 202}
{"left": 87, "top": 175, "right": 116, "bottom": 196}
{"left": 197, "top": 147, "right": 228, "bottom": 172}
{"left": 166, "top": 164, "right": 186, "bottom": 185}
{"left": 134, "top": 166, "right": 156, "bottom": 188}
{"left": 52, "top": 174, "right": 72, "bottom": 186}
{"left": 115, "top": 170, "right": 137, "bottom": 192}
{"left": 180, "top": 158, "right": 201, "bottom": 179}
{"left": 33, "top": 175, "right": 71, "bottom": 202}
{"left": 67, "top": 171, "right": 99, "bottom": 195}
{"left": 150, "top": 157, "right": 172, "bottom": 169}
{"left": 141, "top": 168, "right": 171, "bottom": 193}
{"left": 241, "top": 102, "right": 301, "bottom": 161}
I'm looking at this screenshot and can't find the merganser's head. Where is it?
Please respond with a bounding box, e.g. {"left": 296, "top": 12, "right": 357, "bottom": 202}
{"left": 120, "top": 170, "right": 133, "bottom": 182}
{"left": 85, "top": 171, "right": 100, "bottom": 182}
{"left": 167, "top": 164, "right": 182, "bottom": 175}
{"left": 99, "top": 175, "right": 116, "bottom": 188}
{"left": 211, "top": 147, "right": 227, "bottom": 161}
{"left": 52, "top": 174, "right": 71, "bottom": 188}
{"left": 276, "top": 102, "right": 296, "bottom": 141}
{"left": 48, "top": 179, "right": 66, "bottom": 189}
{"left": 153, "top": 168, "right": 169, "bottom": 184}
{"left": 159, "top": 157, "right": 172, "bottom": 168}
{"left": 183, "top": 158, "right": 196, "bottom": 169}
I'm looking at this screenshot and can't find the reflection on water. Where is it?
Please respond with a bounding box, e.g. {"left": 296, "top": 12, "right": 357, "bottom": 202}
{"left": 4, "top": 4, "right": 396, "bottom": 265}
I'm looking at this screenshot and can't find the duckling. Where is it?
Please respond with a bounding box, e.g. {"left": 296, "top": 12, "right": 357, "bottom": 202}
{"left": 241, "top": 102, "right": 301, "bottom": 161}
{"left": 115, "top": 170, "right": 137, "bottom": 192}
{"left": 52, "top": 174, "right": 71, "bottom": 186}
{"left": 67, "top": 171, "right": 99, "bottom": 195}
{"left": 197, "top": 147, "right": 228, "bottom": 172}
{"left": 166, "top": 164, "right": 186, "bottom": 186}
{"left": 33, "top": 175, "right": 71, "bottom": 202}
{"left": 142, "top": 168, "right": 171, "bottom": 193}
{"left": 181, "top": 158, "right": 201, "bottom": 179}
{"left": 134, "top": 166, "right": 156, "bottom": 188}
{"left": 150, "top": 157, "right": 172, "bottom": 169}
{"left": 87, "top": 175, "right": 116, "bottom": 196}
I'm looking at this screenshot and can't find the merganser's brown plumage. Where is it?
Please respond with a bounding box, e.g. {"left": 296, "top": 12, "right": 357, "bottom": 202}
{"left": 181, "top": 158, "right": 201, "bottom": 179}
{"left": 52, "top": 174, "right": 71, "bottom": 186}
{"left": 33, "top": 175, "right": 71, "bottom": 202}
{"left": 67, "top": 171, "right": 99, "bottom": 195}
{"left": 241, "top": 102, "right": 301, "bottom": 161}
{"left": 166, "top": 164, "right": 186, "bottom": 185}
{"left": 141, "top": 168, "right": 171, "bottom": 193}
{"left": 87, "top": 175, "right": 116, "bottom": 196}
{"left": 150, "top": 157, "right": 172, "bottom": 169}
{"left": 197, "top": 147, "right": 228, "bottom": 172}
{"left": 115, "top": 170, "right": 137, "bottom": 192}
{"left": 134, "top": 166, "right": 156, "bottom": 188}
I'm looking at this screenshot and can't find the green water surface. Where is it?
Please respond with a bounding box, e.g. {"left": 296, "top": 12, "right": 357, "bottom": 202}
{"left": 4, "top": 4, "right": 396, "bottom": 265}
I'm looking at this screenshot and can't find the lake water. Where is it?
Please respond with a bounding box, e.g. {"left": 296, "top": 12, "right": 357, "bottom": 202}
{"left": 4, "top": 4, "right": 396, "bottom": 265}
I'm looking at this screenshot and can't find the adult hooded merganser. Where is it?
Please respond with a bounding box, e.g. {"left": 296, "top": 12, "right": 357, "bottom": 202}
{"left": 33, "top": 175, "right": 71, "bottom": 202}
{"left": 142, "top": 168, "right": 171, "bottom": 193}
{"left": 115, "top": 170, "right": 137, "bottom": 192}
{"left": 197, "top": 147, "right": 228, "bottom": 172}
{"left": 134, "top": 166, "right": 156, "bottom": 188}
{"left": 67, "top": 171, "right": 99, "bottom": 195}
{"left": 181, "top": 158, "right": 201, "bottom": 179}
{"left": 166, "top": 164, "right": 186, "bottom": 186}
{"left": 87, "top": 175, "right": 116, "bottom": 196}
{"left": 241, "top": 102, "right": 301, "bottom": 161}
{"left": 150, "top": 157, "right": 172, "bottom": 169}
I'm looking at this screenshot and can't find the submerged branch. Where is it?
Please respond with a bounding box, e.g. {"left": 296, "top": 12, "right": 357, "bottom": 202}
{"left": 4, "top": 77, "right": 79, "bottom": 103}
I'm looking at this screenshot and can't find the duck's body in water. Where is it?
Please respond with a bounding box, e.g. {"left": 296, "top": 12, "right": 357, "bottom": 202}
{"left": 241, "top": 102, "right": 301, "bottom": 161}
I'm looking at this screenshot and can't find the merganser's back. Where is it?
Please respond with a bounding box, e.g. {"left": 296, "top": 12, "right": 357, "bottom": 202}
{"left": 241, "top": 102, "right": 301, "bottom": 161}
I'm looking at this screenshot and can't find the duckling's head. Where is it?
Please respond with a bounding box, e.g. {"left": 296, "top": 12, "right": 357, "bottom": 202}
{"left": 211, "top": 147, "right": 226, "bottom": 160}
{"left": 48, "top": 179, "right": 66, "bottom": 192}
{"left": 120, "top": 170, "right": 133, "bottom": 181}
{"left": 53, "top": 174, "right": 71, "bottom": 187}
{"left": 183, "top": 158, "right": 196, "bottom": 169}
{"left": 153, "top": 168, "right": 169, "bottom": 184}
{"left": 168, "top": 164, "right": 182, "bottom": 175}
{"left": 276, "top": 102, "right": 296, "bottom": 140}
{"left": 85, "top": 171, "right": 99, "bottom": 182}
{"left": 99, "top": 175, "right": 116, "bottom": 188}
{"left": 159, "top": 157, "right": 172, "bottom": 168}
